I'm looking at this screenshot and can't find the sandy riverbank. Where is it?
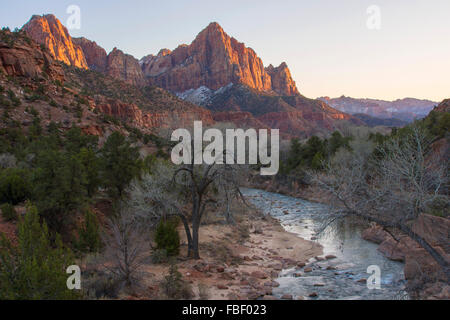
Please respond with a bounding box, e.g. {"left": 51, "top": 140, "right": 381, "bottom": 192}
{"left": 137, "top": 211, "right": 322, "bottom": 300}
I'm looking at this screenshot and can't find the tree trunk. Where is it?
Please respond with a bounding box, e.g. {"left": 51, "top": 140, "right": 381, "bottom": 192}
{"left": 189, "top": 196, "right": 201, "bottom": 259}
{"left": 191, "top": 219, "right": 200, "bottom": 259}
{"left": 178, "top": 214, "right": 193, "bottom": 257}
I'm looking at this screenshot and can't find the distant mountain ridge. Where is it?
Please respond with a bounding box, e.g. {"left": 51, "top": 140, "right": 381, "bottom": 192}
{"left": 319, "top": 96, "right": 438, "bottom": 122}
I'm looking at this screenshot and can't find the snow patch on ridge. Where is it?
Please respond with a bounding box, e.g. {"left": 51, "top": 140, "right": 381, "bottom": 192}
{"left": 176, "top": 83, "right": 233, "bottom": 106}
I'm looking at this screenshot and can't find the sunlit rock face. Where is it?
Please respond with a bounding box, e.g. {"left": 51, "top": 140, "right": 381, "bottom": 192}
{"left": 265, "top": 62, "right": 299, "bottom": 96}
{"left": 22, "top": 14, "right": 88, "bottom": 69}
{"left": 140, "top": 22, "right": 299, "bottom": 96}
{"left": 23, "top": 15, "right": 145, "bottom": 87}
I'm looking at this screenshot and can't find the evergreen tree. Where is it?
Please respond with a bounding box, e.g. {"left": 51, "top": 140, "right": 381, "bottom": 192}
{"left": 155, "top": 219, "right": 180, "bottom": 256}
{"left": 32, "top": 149, "right": 87, "bottom": 232}
{"left": 0, "top": 205, "right": 79, "bottom": 299}
{"left": 76, "top": 210, "right": 101, "bottom": 253}
{"left": 100, "top": 132, "right": 141, "bottom": 199}
{"left": 77, "top": 147, "right": 100, "bottom": 198}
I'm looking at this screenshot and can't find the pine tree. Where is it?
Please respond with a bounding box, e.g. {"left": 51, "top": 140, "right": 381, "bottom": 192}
{"left": 100, "top": 132, "right": 141, "bottom": 199}
{"left": 0, "top": 205, "right": 79, "bottom": 299}
{"left": 77, "top": 147, "right": 100, "bottom": 198}
{"left": 32, "top": 149, "right": 87, "bottom": 232}
{"left": 155, "top": 219, "right": 180, "bottom": 256}
{"left": 76, "top": 210, "right": 101, "bottom": 253}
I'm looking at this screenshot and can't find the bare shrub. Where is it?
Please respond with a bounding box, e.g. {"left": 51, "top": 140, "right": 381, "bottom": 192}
{"left": 101, "top": 206, "right": 148, "bottom": 289}
{"left": 160, "top": 263, "right": 193, "bottom": 300}
{"left": 312, "top": 125, "right": 450, "bottom": 281}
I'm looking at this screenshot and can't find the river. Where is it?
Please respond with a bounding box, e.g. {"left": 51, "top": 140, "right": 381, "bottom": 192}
{"left": 242, "top": 188, "right": 408, "bottom": 300}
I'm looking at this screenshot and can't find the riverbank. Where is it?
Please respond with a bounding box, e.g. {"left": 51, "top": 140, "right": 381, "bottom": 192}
{"left": 247, "top": 178, "right": 450, "bottom": 300}
{"left": 133, "top": 204, "right": 323, "bottom": 300}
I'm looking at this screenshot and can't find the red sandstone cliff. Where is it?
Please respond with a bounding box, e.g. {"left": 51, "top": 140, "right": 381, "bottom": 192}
{"left": 22, "top": 14, "right": 88, "bottom": 69}
{"left": 22, "top": 15, "right": 145, "bottom": 86}
{"left": 265, "top": 62, "right": 299, "bottom": 96}
{"left": 73, "top": 38, "right": 145, "bottom": 86}
{"left": 140, "top": 22, "right": 299, "bottom": 96}
{"left": 0, "top": 29, "right": 64, "bottom": 82}
{"left": 95, "top": 98, "right": 214, "bottom": 129}
{"left": 72, "top": 37, "right": 107, "bottom": 72}
{"left": 0, "top": 27, "right": 213, "bottom": 135}
{"left": 17, "top": 15, "right": 357, "bottom": 137}
{"left": 105, "top": 48, "right": 145, "bottom": 87}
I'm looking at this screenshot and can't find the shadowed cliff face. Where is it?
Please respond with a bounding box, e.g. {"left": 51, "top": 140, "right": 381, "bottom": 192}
{"left": 435, "top": 99, "right": 450, "bottom": 113}
{"left": 0, "top": 30, "right": 64, "bottom": 82}
{"left": 72, "top": 37, "right": 107, "bottom": 72}
{"left": 73, "top": 37, "right": 145, "bottom": 87}
{"left": 140, "top": 22, "right": 299, "bottom": 96}
{"left": 104, "top": 48, "right": 145, "bottom": 87}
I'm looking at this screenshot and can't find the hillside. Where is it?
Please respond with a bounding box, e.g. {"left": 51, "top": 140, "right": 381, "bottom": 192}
{"left": 21, "top": 14, "right": 359, "bottom": 137}
{"left": 352, "top": 113, "right": 408, "bottom": 127}
{"left": 0, "top": 28, "right": 213, "bottom": 139}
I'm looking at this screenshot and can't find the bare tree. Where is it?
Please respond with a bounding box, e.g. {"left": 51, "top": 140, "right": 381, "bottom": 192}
{"left": 172, "top": 144, "right": 249, "bottom": 259}
{"left": 127, "top": 160, "right": 194, "bottom": 253}
{"left": 128, "top": 152, "right": 247, "bottom": 260}
{"left": 102, "top": 205, "right": 148, "bottom": 288}
{"left": 312, "top": 125, "right": 450, "bottom": 280}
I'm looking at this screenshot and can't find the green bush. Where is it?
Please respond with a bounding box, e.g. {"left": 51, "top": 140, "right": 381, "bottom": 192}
{"left": 0, "top": 168, "right": 30, "bottom": 205}
{"left": 154, "top": 219, "right": 180, "bottom": 256}
{"left": 0, "top": 205, "right": 79, "bottom": 299}
{"left": 0, "top": 203, "right": 17, "bottom": 221}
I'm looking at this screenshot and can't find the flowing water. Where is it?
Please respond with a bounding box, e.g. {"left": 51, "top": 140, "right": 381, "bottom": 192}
{"left": 242, "top": 188, "right": 408, "bottom": 300}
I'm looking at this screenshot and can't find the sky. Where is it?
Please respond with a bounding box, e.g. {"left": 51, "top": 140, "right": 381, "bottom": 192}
{"left": 1, "top": 0, "right": 449, "bottom": 102}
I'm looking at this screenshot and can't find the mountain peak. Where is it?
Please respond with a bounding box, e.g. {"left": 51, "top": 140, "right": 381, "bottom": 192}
{"left": 22, "top": 14, "right": 88, "bottom": 69}
{"left": 142, "top": 22, "right": 299, "bottom": 96}
{"left": 204, "top": 21, "right": 224, "bottom": 32}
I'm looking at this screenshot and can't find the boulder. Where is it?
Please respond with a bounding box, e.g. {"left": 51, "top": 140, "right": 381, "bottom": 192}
{"left": 250, "top": 271, "right": 268, "bottom": 279}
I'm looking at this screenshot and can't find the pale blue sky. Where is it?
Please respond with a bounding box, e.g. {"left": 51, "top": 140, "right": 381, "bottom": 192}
{"left": 1, "top": 0, "right": 449, "bottom": 101}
